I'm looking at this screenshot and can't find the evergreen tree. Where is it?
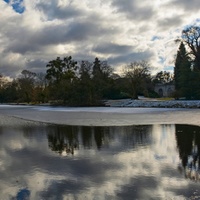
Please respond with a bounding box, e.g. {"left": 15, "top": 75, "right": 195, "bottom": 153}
{"left": 92, "top": 57, "right": 101, "bottom": 78}
{"left": 69, "top": 61, "right": 94, "bottom": 106}
{"left": 91, "top": 57, "right": 113, "bottom": 103}
{"left": 174, "top": 42, "right": 192, "bottom": 99}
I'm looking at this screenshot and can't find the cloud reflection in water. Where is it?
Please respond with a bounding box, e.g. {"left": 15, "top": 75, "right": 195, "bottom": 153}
{"left": 0, "top": 123, "right": 200, "bottom": 199}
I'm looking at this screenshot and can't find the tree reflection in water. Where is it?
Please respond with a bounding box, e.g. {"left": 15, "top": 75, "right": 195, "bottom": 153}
{"left": 47, "top": 126, "right": 79, "bottom": 155}
{"left": 81, "top": 126, "right": 111, "bottom": 150}
{"left": 47, "top": 125, "right": 151, "bottom": 155}
{"left": 176, "top": 124, "right": 200, "bottom": 181}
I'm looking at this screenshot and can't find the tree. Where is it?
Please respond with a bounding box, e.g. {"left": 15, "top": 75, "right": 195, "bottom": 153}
{"left": 153, "top": 71, "right": 173, "bottom": 84}
{"left": 1, "top": 80, "right": 19, "bottom": 103}
{"left": 180, "top": 26, "right": 200, "bottom": 99}
{"left": 124, "top": 61, "right": 151, "bottom": 99}
{"left": 91, "top": 57, "right": 114, "bottom": 103}
{"left": 46, "top": 56, "right": 78, "bottom": 83}
{"left": 92, "top": 57, "right": 104, "bottom": 99}
{"left": 0, "top": 74, "right": 10, "bottom": 89}
{"left": 33, "top": 73, "right": 48, "bottom": 103}
{"left": 174, "top": 42, "right": 192, "bottom": 99}
{"left": 92, "top": 57, "right": 101, "bottom": 78}
{"left": 17, "top": 70, "right": 36, "bottom": 103}
{"left": 76, "top": 61, "right": 93, "bottom": 105}
{"left": 45, "top": 56, "right": 78, "bottom": 102}
{"left": 182, "top": 26, "right": 200, "bottom": 70}
{"left": 0, "top": 75, "right": 18, "bottom": 103}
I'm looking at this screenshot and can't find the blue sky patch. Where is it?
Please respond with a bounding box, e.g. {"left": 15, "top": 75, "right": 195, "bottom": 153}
{"left": 164, "top": 66, "right": 174, "bottom": 71}
{"left": 151, "top": 36, "right": 161, "bottom": 41}
{"left": 159, "top": 56, "right": 165, "bottom": 64}
{"left": 4, "top": 0, "right": 25, "bottom": 14}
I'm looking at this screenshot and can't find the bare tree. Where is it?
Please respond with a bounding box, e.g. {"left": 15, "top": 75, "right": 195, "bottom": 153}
{"left": 17, "top": 70, "right": 36, "bottom": 103}
{"left": 124, "top": 61, "right": 150, "bottom": 99}
{"left": 182, "top": 26, "right": 200, "bottom": 69}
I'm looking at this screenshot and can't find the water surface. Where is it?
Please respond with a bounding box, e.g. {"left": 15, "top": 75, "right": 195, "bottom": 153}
{"left": 1, "top": 122, "right": 200, "bottom": 199}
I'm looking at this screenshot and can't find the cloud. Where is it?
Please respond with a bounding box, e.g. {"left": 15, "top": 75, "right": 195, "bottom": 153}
{"left": 166, "top": 0, "right": 200, "bottom": 12}
{"left": 93, "top": 43, "right": 133, "bottom": 55}
{"left": 111, "top": 0, "right": 156, "bottom": 21}
{"left": 36, "top": 1, "right": 84, "bottom": 20}
{"left": 157, "top": 16, "right": 184, "bottom": 30}
{"left": 108, "top": 51, "right": 155, "bottom": 67}
{"left": 3, "top": 10, "right": 118, "bottom": 54}
{"left": 0, "top": 0, "right": 200, "bottom": 77}
{"left": 25, "top": 59, "right": 47, "bottom": 73}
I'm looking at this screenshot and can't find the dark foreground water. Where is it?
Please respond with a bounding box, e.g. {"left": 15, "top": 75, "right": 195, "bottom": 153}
{"left": 1, "top": 123, "right": 200, "bottom": 199}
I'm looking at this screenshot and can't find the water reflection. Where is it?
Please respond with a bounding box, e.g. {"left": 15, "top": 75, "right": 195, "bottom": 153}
{"left": 1, "top": 123, "right": 200, "bottom": 199}
{"left": 47, "top": 125, "right": 152, "bottom": 155}
{"left": 176, "top": 125, "right": 200, "bottom": 181}
{"left": 47, "top": 126, "right": 79, "bottom": 155}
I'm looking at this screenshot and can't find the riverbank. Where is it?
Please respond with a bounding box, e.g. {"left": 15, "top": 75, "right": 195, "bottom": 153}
{"left": 105, "top": 99, "right": 200, "bottom": 108}
{"left": 0, "top": 105, "right": 200, "bottom": 127}
{"left": 7, "top": 98, "right": 200, "bottom": 108}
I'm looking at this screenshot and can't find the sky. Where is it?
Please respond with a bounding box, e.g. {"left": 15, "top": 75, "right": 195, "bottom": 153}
{"left": 1, "top": 0, "right": 200, "bottom": 78}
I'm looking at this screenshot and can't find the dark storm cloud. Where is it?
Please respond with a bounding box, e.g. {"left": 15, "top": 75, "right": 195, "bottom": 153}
{"left": 36, "top": 1, "right": 83, "bottom": 20}
{"left": 72, "top": 52, "right": 95, "bottom": 63}
{"left": 5, "top": 41, "right": 40, "bottom": 54}
{"left": 0, "top": 63, "right": 19, "bottom": 77}
{"left": 5, "top": 19, "right": 118, "bottom": 54}
{"left": 165, "top": 0, "right": 200, "bottom": 12}
{"left": 93, "top": 43, "right": 133, "bottom": 55}
{"left": 157, "top": 16, "right": 184, "bottom": 30}
{"left": 3, "top": 26, "right": 41, "bottom": 54}
{"left": 108, "top": 50, "right": 154, "bottom": 66}
{"left": 25, "top": 59, "right": 47, "bottom": 73}
{"left": 111, "top": 0, "right": 155, "bottom": 21}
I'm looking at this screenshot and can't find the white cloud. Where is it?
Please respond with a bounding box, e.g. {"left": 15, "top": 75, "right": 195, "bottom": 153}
{"left": 0, "top": 0, "right": 200, "bottom": 77}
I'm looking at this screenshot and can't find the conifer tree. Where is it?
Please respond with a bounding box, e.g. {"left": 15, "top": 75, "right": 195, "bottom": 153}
{"left": 174, "top": 42, "right": 191, "bottom": 99}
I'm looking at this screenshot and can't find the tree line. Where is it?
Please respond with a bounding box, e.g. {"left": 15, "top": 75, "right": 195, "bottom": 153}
{"left": 0, "top": 57, "right": 171, "bottom": 106}
{"left": 1, "top": 25, "right": 200, "bottom": 105}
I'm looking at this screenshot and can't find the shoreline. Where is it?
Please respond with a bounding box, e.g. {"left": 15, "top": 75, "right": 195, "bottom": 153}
{"left": 0, "top": 105, "right": 200, "bottom": 127}
{"left": 5, "top": 98, "right": 200, "bottom": 109}
{"left": 105, "top": 99, "right": 200, "bottom": 108}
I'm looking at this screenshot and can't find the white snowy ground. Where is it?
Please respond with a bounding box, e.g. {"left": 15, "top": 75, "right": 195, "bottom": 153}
{"left": 0, "top": 104, "right": 200, "bottom": 126}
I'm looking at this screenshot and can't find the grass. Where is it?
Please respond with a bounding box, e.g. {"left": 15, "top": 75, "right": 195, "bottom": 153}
{"left": 155, "top": 97, "right": 174, "bottom": 101}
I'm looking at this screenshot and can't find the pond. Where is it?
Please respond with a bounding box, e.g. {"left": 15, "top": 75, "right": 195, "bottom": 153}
{"left": 1, "top": 123, "right": 200, "bottom": 199}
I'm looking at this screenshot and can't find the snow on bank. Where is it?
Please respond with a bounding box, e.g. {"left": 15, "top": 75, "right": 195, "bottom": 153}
{"left": 106, "top": 99, "right": 200, "bottom": 108}
{"left": 1, "top": 104, "right": 200, "bottom": 126}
